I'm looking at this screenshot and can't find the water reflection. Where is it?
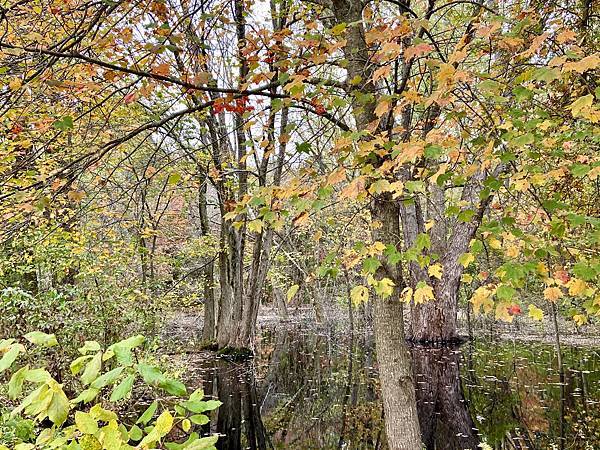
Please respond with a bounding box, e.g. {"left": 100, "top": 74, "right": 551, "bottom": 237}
{"left": 187, "top": 325, "right": 600, "bottom": 449}
{"left": 411, "top": 345, "right": 479, "bottom": 449}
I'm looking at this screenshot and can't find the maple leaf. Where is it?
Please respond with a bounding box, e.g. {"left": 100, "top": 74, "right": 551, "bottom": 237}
{"left": 528, "top": 304, "right": 544, "bottom": 321}
{"left": 414, "top": 282, "right": 434, "bottom": 304}
{"left": 373, "top": 277, "right": 395, "bottom": 298}
{"left": 507, "top": 304, "right": 522, "bottom": 315}
{"left": 562, "top": 54, "right": 600, "bottom": 74}
{"left": 404, "top": 43, "right": 433, "bottom": 61}
{"left": 573, "top": 314, "right": 587, "bottom": 327}
{"left": 569, "top": 94, "right": 594, "bottom": 118}
{"left": 368, "top": 179, "right": 392, "bottom": 195}
{"left": 495, "top": 302, "right": 514, "bottom": 323}
{"left": 470, "top": 286, "right": 494, "bottom": 315}
{"left": 350, "top": 285, "right": 369, "bottom": 306}
{"left": 567, "top": 278, "right": 589, "bottom": 297}
{"left": 374, "top": 99, "right": 390, "bottom": 118}
{"left": 428, "top": 264, "right": 443, "bottom": 280}
{"left": 458, "top": 253, "right": 475, "bottom": 268}
{"left": 372, "top": 65, "right": 391, "bottom": 82}
{"left": 153, "top": 63, "right": 170, "bottom": 76}
{"left": 556, "top": 29, "right": 576, "bottom": 44}
{"left": 543, "top": 286, "right": 563, "bottom": 302}
{"left": 553, "top": 270, "right": 570, "bottom": 285}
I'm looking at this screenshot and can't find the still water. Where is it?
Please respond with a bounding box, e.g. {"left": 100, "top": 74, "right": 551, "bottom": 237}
{"left": 180, "top": 325, "right": 600, "bottom": 450}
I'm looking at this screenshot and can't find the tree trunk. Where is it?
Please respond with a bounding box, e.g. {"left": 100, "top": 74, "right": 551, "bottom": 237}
{"left": 198, "top": 170, "right": 216, "bottom": 342}
{"left": 327, "top": 0, "right": 423, "bottom": 445}
{"left": 370, "top": 196, "right": 422, "bottom": 450}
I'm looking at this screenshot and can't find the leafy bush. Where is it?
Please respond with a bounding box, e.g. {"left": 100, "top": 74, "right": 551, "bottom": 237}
{"left": 0, "top": 333, "right": 220, "bottom": 449}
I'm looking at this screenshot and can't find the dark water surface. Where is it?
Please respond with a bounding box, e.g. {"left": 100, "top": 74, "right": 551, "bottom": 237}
{"left": 184, "top": 325, "right": 600, "bottom": 449}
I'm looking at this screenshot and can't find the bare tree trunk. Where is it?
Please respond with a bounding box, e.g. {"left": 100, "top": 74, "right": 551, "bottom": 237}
{"left": 327, "top": 0, "right": 422, "bottom": 445}
{"left": 198, "top": 170, "right": 216, "bottom": 342}
{"left": 371, "top": 196, "right": 422, "bottom": 450}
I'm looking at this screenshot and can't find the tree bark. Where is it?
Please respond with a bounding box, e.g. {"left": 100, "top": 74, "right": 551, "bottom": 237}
{"left": 371, "top": 196, "right": 422, "bottom": 450}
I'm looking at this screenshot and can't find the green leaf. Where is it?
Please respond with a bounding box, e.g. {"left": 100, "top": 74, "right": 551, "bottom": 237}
{"left": 53, "top": 116, "right": 74, "bottom": 130}
{"left": 415, "top": 233, "right": 431, "bottom": 251}
{"left": 129, "top": 425, "right": 143, "bottom": 441}
{"left": 25, "top": 368, "right": 50, "bottom": 383}
{"left": 8, "top": 365, "right": 29, "bottom": 399}
{"left": 185, "top": 435, "right": 219, "bottom": 450}
{"left": 137, "top": 400, "right": 158, "bottom": 425}
{"left": 168, "top": 172, "right": 182, "bottom": 185}
{"left": 189, "top": 414, "right": 210, "bottom": 425}
{"left": 70, "top": 355, "right": 92, "bottom": 375}
{"left": 91, "top": 366, "right": 124, "bottom": 389}
{"left": 24, "top": 331, "right": 58, "bottom": 347}
{"left": 75, "top": 411, "right": 98, "bottom": 435}
{"left": 47, "top": 383, "right": 70, "bottom": 426}
{"left": 362, "top": 257, "right": 381, "bottom": 274}
{"left": 81, "top": 352, "right": 102, "bottom": 385}
{"left": 189, "top": 388, "right": 205, "bottom": 402}
{"left": 79, "top": 341, "right": 101, "bottom": 355}
{"left": 71, "top": 387, "right": 100, "bottom": 404}
{"left": 496, "top": 284, "right": 516, "bottom": 301}
{"left": 286, "top": 285, "right": 300, "bottom": 302}
{"left": 110, "top": 374, "right": 135, "bottom": 402}
{"left": 159, "top": 378, "right": 187, "bottom": 397}
{"left": 137, "top": 363, "right": 164, "bottom": 385}
{"left": 511, "top": 133, "right": 534, "bottom": 147}
{"left": 0, "top": 344, "right": 22, "bottom": 372}
{"left": 89, "top": 404, "right": 118, "bottom": 422}
{"left": 573, "top": 262, "right": 597, "bottom": 281}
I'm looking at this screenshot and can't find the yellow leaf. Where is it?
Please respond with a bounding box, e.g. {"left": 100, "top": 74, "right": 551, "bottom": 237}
{"left": 568, "top": 278, "right": 589, "bottom": 297}
{"left": 471, "top": 286, "right": 494, "bottom": 315}
{"left": 573, "top": 314, "right": 587, "bottom": 327}
{"left": 528, "top": 304, "right": 544, "bottom": 321}
{"left": 414, "top": 284, "right": 434, "bottom": 304}
{"left": 373, "top": 277, "right": 395, "bottom": 298}
{"left": 505, "top": 244, "right": 520, "bottom": 258}
{"left": 563, "top": 54, "right": 600, "bottom": 74}
{"left": 372, "top": 65, "right": 391, "bottom": 82}
{"left": 350, "top": 285, "right": 369, "bottom": 306}
{"left": 401, "top": 287, "right": 413, "bottom": 303}
{"left": 569, "top": 94, "right": 594, "bottom": 118}
{"left": 375, "top": 100, "right": 390, "bottom": 117}
{"left": 368, "top": 179, "right": 392, "bottom": 195}
{"left": 488, "top": 237, "right": 502, "bottom": 250}
{"left": 247, "top": 219, "right": 263, "bottom": 233}
{"left": 428, "top": 264, "right": 443, "bottom": 280}
{"left": 286, "top": 284, "right": 299, "bottom": 302}
{"left": 495, "top": 302, "right": 514, "bottom": 323}
{"left": 543, "top": 286, "right": 563, "bottom": 302}
{"left": 458, "top": 253, "right": 475, "bottom": 268}
{"left": 461, "top": 273, "right": 473, "bottom": 283}
{"left": 8, "top": 77, "right": 22, "bottom": 90}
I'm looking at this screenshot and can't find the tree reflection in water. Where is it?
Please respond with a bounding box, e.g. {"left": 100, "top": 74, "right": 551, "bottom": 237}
{"left": 187, "top": 326, "right": 599, "bottom": 449}
{"left": 411, "top": 344, "right": 479, "bottom": 450}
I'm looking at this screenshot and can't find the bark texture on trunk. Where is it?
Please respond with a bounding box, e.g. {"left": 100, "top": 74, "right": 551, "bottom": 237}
{"left": 370, "top": 196, "right": 422, "bottom": 450}
{"left": 327, "top": 0, "right": 423, "bottom": 446}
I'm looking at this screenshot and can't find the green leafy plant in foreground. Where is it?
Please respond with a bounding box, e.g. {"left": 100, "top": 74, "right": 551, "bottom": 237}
{"left": 0, "top": 332, "right": 220, "bottom": 449}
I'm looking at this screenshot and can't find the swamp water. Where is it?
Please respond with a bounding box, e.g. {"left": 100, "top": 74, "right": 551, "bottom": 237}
{"left": 177, "top": 325, "right": 600, "bottom": 449}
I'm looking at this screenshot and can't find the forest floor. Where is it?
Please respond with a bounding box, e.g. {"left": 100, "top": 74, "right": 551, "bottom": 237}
{"left": 161, "top": 304, "right": 600, "bottom": 349}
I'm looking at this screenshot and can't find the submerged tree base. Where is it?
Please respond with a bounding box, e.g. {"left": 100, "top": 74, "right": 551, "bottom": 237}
{"left": 407, "top": 335, "right": 470, "bottom": 347}
{"left": 217, "top": 345, "right": 254, "bottom": 361}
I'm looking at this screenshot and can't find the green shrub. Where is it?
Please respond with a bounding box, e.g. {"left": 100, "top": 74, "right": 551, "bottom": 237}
{"left": 0, "top": 333, "right": 220, "bottom": 449}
